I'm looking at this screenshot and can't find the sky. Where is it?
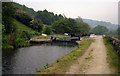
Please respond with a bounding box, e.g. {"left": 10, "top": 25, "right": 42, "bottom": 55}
{"left": 13, "top": 0, "right": 119, "bottom": 24}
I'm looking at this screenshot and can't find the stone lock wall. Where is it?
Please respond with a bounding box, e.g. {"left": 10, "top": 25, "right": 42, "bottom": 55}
{"left": 110, "top": 37, "right": 120, "bottom": 56}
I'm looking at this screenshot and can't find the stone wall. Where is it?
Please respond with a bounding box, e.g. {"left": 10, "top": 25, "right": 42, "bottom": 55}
{"left": 110, "top": 37, "right": 120, "bottom": 56}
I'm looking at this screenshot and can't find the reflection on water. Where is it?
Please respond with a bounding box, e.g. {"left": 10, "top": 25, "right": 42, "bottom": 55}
{"left": 3, "top": 42, "right": 77, "bottom": 74}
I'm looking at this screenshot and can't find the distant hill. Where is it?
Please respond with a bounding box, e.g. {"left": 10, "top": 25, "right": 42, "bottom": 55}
{"left": 82, "top": 18, "right": 118, "bottom": 31}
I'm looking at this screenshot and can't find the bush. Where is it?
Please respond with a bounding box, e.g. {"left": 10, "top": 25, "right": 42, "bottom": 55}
{"left": 14, "top": 10, "right": 32, "bottom": 26}
{"left": 2, "top": 37, "right": 7, "bottom": 44}
{"left": 31, "top": 18, "right": 43, "bottom": 32}
{"left": 2, "top": 44, "right": 14, "bottom": 50}
{"left": 43, "top": 26, "right": 52, "bottom": 35}
{"left": 14, "top": 31, "right": 31, "bottom": 48}
{"left": 22, "top": 31, "right": 31, "bottom": 40}
{"left": 14, "top": 31, "right": 31, "bottom": 40}
{"left": 14, "top": 38, "right": 29, "bottom": 48}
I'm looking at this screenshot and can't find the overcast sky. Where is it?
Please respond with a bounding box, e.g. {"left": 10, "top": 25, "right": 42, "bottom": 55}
{"left": 13, "top": 0, "right": 119, "bottom": 24}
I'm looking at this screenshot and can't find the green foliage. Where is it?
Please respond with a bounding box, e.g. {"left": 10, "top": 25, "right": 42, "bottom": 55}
{"left": 13, "top": 3, "right": 44, "bottom": 33}
{"left": 43, "top": 25, "right": 53, "bottom": 35}
{"left": 13, "top": 19, "right": 40, "bottom": 47}
{"left": 14, "top": 31, "right": 31, "bottom": 40}
{"left": 14, "top": 9, "right": 32, "bottom": 26}
{"left": 2, "top": 37, "right": 8, "bottom": 45}
{"left": 76, "top": 17, "right": 90, "bottom": 35}
{"left": 13, "top": 3, "right": 63, "bottom": 25}
{"left": 14, "top": 38, "right": 29, "bottom": 48}
{"left": 52, "top": 17, "right": 90, "bottom": 36}
{"left": 80, "top": 22, "right": 90, "bottom": 35}
{"left": 91, "top": 25, "right": 108, "bottom": 35}
{"left": 2, "top": 2, "right": 40, "bottom": 49}
{"left": 30, "top": 18, "right": 43, "bottom": 32}
{"left": 2, "top": 19, "right": 39, "bottom": 49}
{"left": 2, "top": 35, "right": 14, "bottom": 49}
{"left": 13, "top": 2, "right": 37, "bottom": 17}
{"left": 2, "top": 24, "right": 5, "bottom": 34}
{"left": 13, "top": 19, "right": 38, "bottom": 35}
{"left": 35, "top": 9, "right": 64, "bottom": 25}
{"left": 2, "top": 2, "right": 16, "bottom": 34}
{"left": 2, "top": 44, "right": 14, "bottom": 50}
{"left": 2, "top": 31, "right": 30, "bottom": 49}
{"left": 52, "top": 18, "right": 81, "bottom": 34}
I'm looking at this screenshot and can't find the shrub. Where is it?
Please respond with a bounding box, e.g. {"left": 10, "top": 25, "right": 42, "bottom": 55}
{"left": 14, "top": 31, "right": 31, "bottom": 40}
{"left": 43, "top": 26, "right": 52, "bottom": 35}
{"left": 14, "top": 38, "right": 29, "bottom": 48}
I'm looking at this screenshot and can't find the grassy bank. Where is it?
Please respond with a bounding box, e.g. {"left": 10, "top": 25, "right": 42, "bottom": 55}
{"left": 103, "top": 37, "right": 120, "bottom": 74}
{"left": 2, "top": 19, "right": 39, "bottom": 49}
{"left": 36, "top": 38, "right": 94, "bottom": 74}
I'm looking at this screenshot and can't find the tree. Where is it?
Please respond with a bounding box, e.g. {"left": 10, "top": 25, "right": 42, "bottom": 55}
{"left": 92, "top": 25, "right": 108, "bottom": 35}
{"left": 31, "top": 18, "right": 43, "bottom": 32}
{"left": 2, "top": 2, "right": 16, "bottom": 34}
{"left": 35, "top": 9, "right": 64, "bottom": 25}
{"left": 35, "top": 10, "right": 53, "bottom": 25}
{"left": 43, "top": 26, "right": 52, "bottom": 35}
{"left": 52, "top": 18, "right": 81, "bottom": 34}
{"left": 80, "top": 22, "right": 90, "bottom": 35}
{"left": 76, "top": 17, "right": 90, "bottom": 36}
{"left": 14, "top": 10, "right": 32, "bottom": 26}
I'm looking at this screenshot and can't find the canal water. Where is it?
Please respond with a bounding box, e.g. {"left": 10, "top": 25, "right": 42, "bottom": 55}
{"left": 2, "top": 42, "right": 77, "bottom": 74}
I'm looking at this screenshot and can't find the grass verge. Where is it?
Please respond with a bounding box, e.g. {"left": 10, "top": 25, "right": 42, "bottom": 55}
{"left": 36, "top": 38, "right": 94, "bottom": 74}
{"left": 103, "top": 37, "right": 120, "bottom": 74}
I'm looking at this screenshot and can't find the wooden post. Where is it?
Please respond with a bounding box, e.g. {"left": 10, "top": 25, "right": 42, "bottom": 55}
{"left": 54, "top": 38, "right": 56, "bottom": 41}
{"left": 78, "top": 37, "right": 80, "bottom": 40}
{"left": 51, "top": 37, "right": 53, "bottom": 40}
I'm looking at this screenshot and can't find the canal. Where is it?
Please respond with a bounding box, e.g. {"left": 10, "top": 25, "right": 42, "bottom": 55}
{"left": 2, "top": 41, "right": 77, "bottom": 74}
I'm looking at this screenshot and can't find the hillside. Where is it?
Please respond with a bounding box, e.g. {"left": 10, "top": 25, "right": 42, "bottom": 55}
{"left": 13, "top": 19, "right": 38, "bottom": 34}
{"left": 82, "top": 18, "right": 118, "bottom": 31}
{"left": 14, "top": 19, "right": 38, "bottom": 35}
{"left": 13, "top": 2, "right": 36, "bottom": 18}
{"left": 13, "top": 2, "right": 118, "bottom": 32}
